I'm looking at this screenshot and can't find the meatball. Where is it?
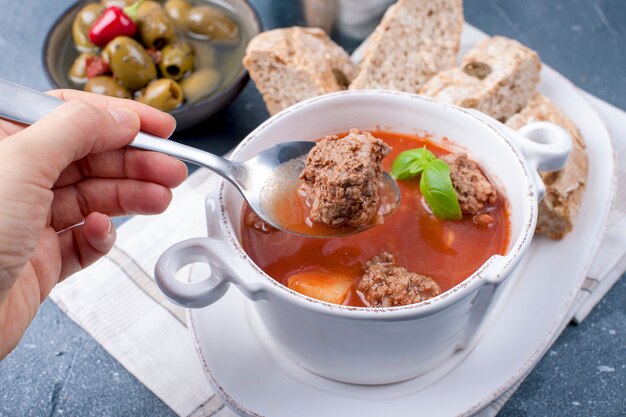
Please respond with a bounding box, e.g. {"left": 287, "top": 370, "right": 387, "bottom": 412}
{"left": 357, "top": 252, "right": 440, "bottom": 307}
{"left": 441, "top": 153, "right": 497, "bottom": 214}
{"left": 299, "top": 129, "right": 391, "bottom": 227}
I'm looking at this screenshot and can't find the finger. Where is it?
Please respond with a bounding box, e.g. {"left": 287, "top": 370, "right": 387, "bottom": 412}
{"left": 0, "top": 89, "right": 174, "bottom": 140}
{"left": 51, "top": 178, "right": 173, "bottom": 231}
{"left": 83, "top": 212, "right": 116, "bottom": 254}
{"left": 54, "top": 148, "right": 188, "bottom": 188}
{"left": 0, "top": 119, "right": 24, "bottom": 138}
{"left": 57, "top": 212, "right": 116, "bottom": 279}
{"left": 49, "top": 89, "right": 176, "bottom": 138}
{"left": 5, "top": 101, "right": 140, "bottom": 187}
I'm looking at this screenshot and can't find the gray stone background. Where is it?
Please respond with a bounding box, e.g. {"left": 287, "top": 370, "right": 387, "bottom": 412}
{"left": 0, "top": 0, "right": 624, "bottom": 416}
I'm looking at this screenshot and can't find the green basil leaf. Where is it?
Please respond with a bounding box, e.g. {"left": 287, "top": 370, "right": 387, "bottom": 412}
{"left": 419, "top": 159, "right": 462, "bottom": 220}
{"left": 391, "top": 148, "right": 436, "bottom": 180}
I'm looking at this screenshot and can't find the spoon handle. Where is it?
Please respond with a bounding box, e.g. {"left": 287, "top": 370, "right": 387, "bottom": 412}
{"left": 0, "top": 79, "right": 239, "bottom": 181}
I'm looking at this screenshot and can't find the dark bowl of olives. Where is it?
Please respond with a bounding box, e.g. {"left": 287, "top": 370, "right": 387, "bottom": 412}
{"left": 43, "top": 0, "right": 262, "bottom": 131}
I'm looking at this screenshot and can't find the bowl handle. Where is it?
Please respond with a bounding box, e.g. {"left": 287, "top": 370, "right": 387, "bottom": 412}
{"left": 512, "top": 121, "right": 573, "bottom": 200}
{"left": 514, "top": 121, "right": 572, "bottom": 172}
{"left": 154, "top": 237, "right": 264, "bottom": 308}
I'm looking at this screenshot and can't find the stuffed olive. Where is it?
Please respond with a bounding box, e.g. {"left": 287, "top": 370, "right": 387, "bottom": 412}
{"left": 159, "top": 42, "right": 195, "bottom": 80}
{"left": 186, "top": 5, "right": 238, "bottom": 42}
{"left": 72, "top": 3, "right": 104, "bottom": 53}
{"left": 68, "top": 53, "right": 94, "bottom": 84}
{"left": 137, "top": 6, "right": 176, "bottom": 49}
{"left": 164, "top": 0, "right": 192, "bottom": 28}
{"left": 103, "top": 36, "right": 157, "bottom": 90}
{"left": 85, "top": 76, "right": 132, "bottom": 98}
{"left": 137, "top": 79, "right": 184, "bottom": 111}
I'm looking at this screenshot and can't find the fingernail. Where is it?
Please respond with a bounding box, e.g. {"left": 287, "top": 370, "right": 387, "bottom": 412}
{"left": 165, "top": 114, "right": 177, "bottom": 138}
{"left": 108, "top": 107, "right": 138, "bottom": 129}
{"left": 107, "top": 218, "right": 114, "bottom": 235}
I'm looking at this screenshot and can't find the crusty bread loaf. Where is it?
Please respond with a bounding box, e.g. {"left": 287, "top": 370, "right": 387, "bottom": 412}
{"left": 420, "top": 36, "right": 541, "bottom": 121}
{"left": 242, "top": 27, "right": 356, "bottom": 115}
{"left": 349, "top": 0, "right": 463, "bottom": 92}
{"left": 506, "top": 93, "right": 588, "bottom": 239}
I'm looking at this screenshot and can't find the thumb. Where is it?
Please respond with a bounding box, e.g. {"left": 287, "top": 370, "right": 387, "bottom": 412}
{"left": 58, "top": 212, "right": 117, "bottom": 280}
{"left": 5, "top": 100, "right": 140, "bottom": 187}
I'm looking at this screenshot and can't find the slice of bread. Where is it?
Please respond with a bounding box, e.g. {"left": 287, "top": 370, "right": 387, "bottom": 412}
{"left": 506, "top": 93, "right": 589, "bottom": 239}
{"left": 420, "top": 36, "right": 541, "bottom": 122}
{"left": 349, "top": 0, "right": 463, "bottom": 92}
{"left": 242, "top": 27, "right": 356, "bottom": 115}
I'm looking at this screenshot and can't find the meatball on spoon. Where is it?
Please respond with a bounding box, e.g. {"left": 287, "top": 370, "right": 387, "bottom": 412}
{"left": 0, "top": 80, "right": 400, "bottom": 238}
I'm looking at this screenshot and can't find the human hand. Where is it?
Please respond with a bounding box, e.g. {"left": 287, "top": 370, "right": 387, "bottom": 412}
{"left": 0, "top": 90, "right": 188, "bottom": 358}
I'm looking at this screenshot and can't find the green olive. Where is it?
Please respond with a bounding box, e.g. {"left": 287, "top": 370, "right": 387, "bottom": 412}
{"left": 159, "top": 42, "right": 195, "bottom": 80}
{"left": 180, "top": 68, "right": 221, "bottom": 103}
{"left": 164, "top": 0, "right": 192, "bottom": 28}
{"left": 72, "top": 3, "right": 104, "bottom": 53}
{"left": 103, "top": 36, "right": 157, "bottom": 90}
{"left": 68, "top": 53, "right": 94, "bottom": 84}
{"left": 138, "top": 79, "right": 183, "bottom": 111}
{"left": 463, "top": 62, "right": 492, "bottom": 80}
{"left": 186, "top": 6, "right": 239, "bottom": 42}
{"left": 84, "top": 76, "right": 132, "bottom": 99}
{"left": 100, "top": 0, "right": 136, "bottom": 7}
{"left": 138, "top": 7, "right": 177, "bottom": 49}
{"left": 136, "top": 0, "right": 163, "bottom": 19}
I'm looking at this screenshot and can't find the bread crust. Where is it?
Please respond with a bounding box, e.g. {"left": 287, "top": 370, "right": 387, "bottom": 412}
{"left": 349, "top": 0, "right": 463, "bottom": 92}
{"left": 420, "top": 36, "right": 541, "bottom": 122}
{"left": 506, "top": 93, "right": 589, "bottom": 239}
{"left": 242, "top": 27, "right": 356, "bottom": 115}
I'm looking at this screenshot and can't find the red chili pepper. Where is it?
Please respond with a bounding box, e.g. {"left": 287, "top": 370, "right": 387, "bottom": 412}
{"left": 85, "top": 56, "right": 111, "bottom": 78}
{"left": 88, "top": 1, "right": 143, "bottom": 47}
{"left": 146, "top": 48, "right": 162, "bottom": 65}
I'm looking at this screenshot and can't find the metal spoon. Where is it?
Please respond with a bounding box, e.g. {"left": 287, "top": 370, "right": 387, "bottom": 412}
{"left": 0, "top": 79, "right": 400, "bottom": 237}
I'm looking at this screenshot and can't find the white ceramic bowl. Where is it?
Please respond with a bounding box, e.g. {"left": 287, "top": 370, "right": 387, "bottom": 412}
{"left": 155, "top": 90, "right": 572, "bottom": 384}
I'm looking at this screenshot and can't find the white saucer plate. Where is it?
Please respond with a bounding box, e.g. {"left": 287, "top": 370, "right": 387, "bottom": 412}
{"left": 188, "top": 27, "right": 615, "bottom": 417}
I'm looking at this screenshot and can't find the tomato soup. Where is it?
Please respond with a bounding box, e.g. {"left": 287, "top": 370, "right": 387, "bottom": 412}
{"left": 240, "top": 131, "right": 510, "bottom": 307}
